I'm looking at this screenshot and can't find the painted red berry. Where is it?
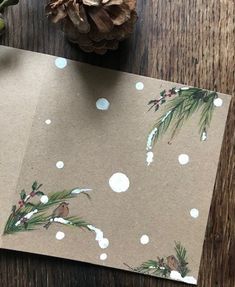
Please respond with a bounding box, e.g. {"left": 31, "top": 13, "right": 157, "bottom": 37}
{"left": 30, "top": 192, "right": 35, "bottom": 197}
{"left": 18, "top": 200, "right": 24, "bottom": 207}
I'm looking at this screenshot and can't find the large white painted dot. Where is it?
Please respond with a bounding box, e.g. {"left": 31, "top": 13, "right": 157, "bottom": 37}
{"left": 56, "top": 161, "right": 64, "bottom": 169}
{"left": 190, "top": 208, "right": 199, "bottom": 218}
{"left": 55, "top": 57, "right": 67, "bottom": 69}
{"left": 56, "top": 231, "right": 65, "bottom": 240}
{"left": 135, "top": 82, "right": 144, "bottom": 91}
{"left": 178, "top": 154, "right": 189, "bottom": 165}
{"left": 100, "top": 253, "right": 107, "bottom": 261}
{"left": 109, "top": 172, "right": 130, "bottom": 193}
{"left": 140, "top": 234, "right": 149, "bottom": 245}
{"left": 213, "top": 98, "right": 223, "bottom": 107}
{"left": 45, "top": 119, "right": 51, "bottom": 125}
{"left": 96, "top": 98, "right": 110, "bottom": 110}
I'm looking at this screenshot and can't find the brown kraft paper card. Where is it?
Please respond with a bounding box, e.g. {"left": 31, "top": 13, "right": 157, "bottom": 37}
{"left": 0, "top": 45, "right": 231, "bottom": 285}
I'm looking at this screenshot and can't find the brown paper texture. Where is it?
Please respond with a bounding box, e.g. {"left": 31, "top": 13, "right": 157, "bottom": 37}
{"left": 0, "top": 45, "right": 231, "bottom": 285}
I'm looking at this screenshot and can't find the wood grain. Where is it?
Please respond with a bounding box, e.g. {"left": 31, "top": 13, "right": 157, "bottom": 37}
{"left": 0, "top": 0, "right": 234, "bottom": 286}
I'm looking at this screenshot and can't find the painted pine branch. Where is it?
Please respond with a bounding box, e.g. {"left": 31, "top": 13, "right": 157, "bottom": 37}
{"left": 3, "top": 182, "right": 92, "bottom": 235}
{"left": 174, "top": 241, "right": 190, "bottom": 277}
{"left": 128, "top": 242, "right": 190, "bottom": 279}
{"left": 147, "top": 87, "right": 218, "bottom": 151}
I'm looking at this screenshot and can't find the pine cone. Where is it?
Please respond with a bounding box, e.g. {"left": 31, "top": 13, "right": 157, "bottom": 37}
{"left": 46, "top": 0, "right": 137, "bottom": 55}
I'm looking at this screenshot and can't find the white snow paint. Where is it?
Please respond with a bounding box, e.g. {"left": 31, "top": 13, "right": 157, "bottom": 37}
{"left": 55, "top": 57, "right": 67, "bottom": 69}
{"left": 24, "top": 195, "right": 31, "bottom": 202}
{"left": 71, "top": 188, "right": 92, "bottom": 194}
{"left": 87, "top": 225, "right": 109, "bottom": 249}
{"left": 56, "top": 231, "right": 65, "bottom": 240}
{"left": 15, "top": 209, "right": 38, "bottom": 226}
{"left": 100, "top": 253, "right": 107, "bottom": 261}
{"left": 45, "top": 119, "right": 51, "bottom": 125}
{"left": 146, "top": 151, "right": 154, "bottom": 166}
{"left": 201, "top": 131, "right": 207, "bottom": 141}
{"left": 180, "top": 87, "right": 190, "bottom": 90}
{"left": 213, "top": 98, "right": 223, "bottom": 107}
{"left": 40, "top": 195, "right": 49, "bottom": 204}
{"left": 146, "top": 127, "right": 158, "bottom": 151}
{"left": 170, "top": 271, "right": 197, "bottom": 284}
{"left": 161, "top": 110, "right": 172, "bottom": 123}
{"left": 53, "top": 217, "right": 71, "bottom": 224}
{"left": 109, "top": 172, "right": 130, "bottom": 193}
{"left": 56, "top": 161, "right": 64, "bottom": 169}
{"left": 135, "top": 82, "right": 144, "bottom": 91}
{"left": 25, "top": 209, "right": 38, "bottom": 219}
{"left": 178, "top": 154, "right": 189, "bottom": 165}
{"left": 140, "top": 234, "right": 149, "bottom": 245}
{"left": 175, "top": 89, "right": 180, "bottom": 93}
{"left": 190, "top": 208, "right": 199, "bottom": 218}
{"left": 96, "top": 98, "right": 110, "bottom": 110}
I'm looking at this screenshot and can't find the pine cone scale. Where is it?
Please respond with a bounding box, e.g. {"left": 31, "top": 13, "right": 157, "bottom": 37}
{"left": 88, "top": 6, "right": 114, "bottom": 33}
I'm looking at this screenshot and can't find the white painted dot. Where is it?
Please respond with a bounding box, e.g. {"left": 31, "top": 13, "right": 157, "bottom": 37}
{"left": 100, "top": 253, "right": 107, "bottom": 261}
{"left": 140, "top": 234, "right": 149, "bottom": 245}
{"left": 40, "top": 195, "right": 49, "bottom": 204}
{"left": 178, "top": 154, "right": 189, "bottom": 165}
{"left": 99, "top": 238, "right": 109, "bottom": 249}
{"left": 55, "top": 57, "right": 67, "bottom": 69}
{"left": 109, "top": 172, "right": 130, "bottom": 193}
{"left": 213, "top": 98, "right": 223, "bottom": 107}
{"left": 45, "top": 119, "right": 51, "bottom": 125}
{"left": 56, "top": 161, "right": 64, "bottom": 169}
{"left": 135, "top": 82, "right": 144, "bottom": 91}
{"left": 190, "top": 208, "right": 199, "bottom": 218}
{"left": 56, "top": 231, "right": 65, "bottom": 240}
{"left": 96, "top": 98, "right": 110, "bottom": 110}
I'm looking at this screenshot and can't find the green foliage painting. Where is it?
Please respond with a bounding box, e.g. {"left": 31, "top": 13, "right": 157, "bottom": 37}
{"left": 146, "top": 87, "right": 219, "bottom": 153}
{"left": 3, "top": 181, "right": 92, "bottom": 235}
{"left": 124, "top": 242, "right": 197, "bottom": 284}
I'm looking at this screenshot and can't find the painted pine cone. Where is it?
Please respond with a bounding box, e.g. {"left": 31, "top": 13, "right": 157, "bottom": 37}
{"left": 46, "top": 0, "right": 137, "bottom": 55}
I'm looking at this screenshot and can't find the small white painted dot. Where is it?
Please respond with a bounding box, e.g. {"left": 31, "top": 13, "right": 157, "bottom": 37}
{"left": 100, "top": 253, "right": 107, "bottom": 261}
{"left": 56, "top": 231, "right": 65, "bottom": 240}
{"left": 99, "top": 238, "right": 109, "bottom": 249}
{"left": 136, "top": 82, "right": 144, "bottom": 91}
{"left": 109, "top": 172, "right": 130, "bottom": 193}
{"left": 213, "top": 98, "right": 223, "bottom": 107}
{"left": 96, "top": 98, "right": 110, "bottom": 110}
{"left": 140, "top": 234, "right": 149, "bottom": 245}
{"left": 190, "top": 208, "right": 199, "bottom": 218}
{"left": 40, "top": 195, "right": 49, "bottom": 204}
{"left": 56, "top": 161, "right": 64, "bottom": 169}
{"left": 55, "top": 57, "right": 67, "bottom": 69}
{"left": 45, "top": 119, "right": 51, "bottom": 125}
{"left": 178, "top": 154, "right": 189, "bottom": 165}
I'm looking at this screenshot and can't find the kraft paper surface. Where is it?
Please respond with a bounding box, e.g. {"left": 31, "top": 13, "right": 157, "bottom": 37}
{"left": 0, "top": 45, "right": 231, "bottom": 285}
